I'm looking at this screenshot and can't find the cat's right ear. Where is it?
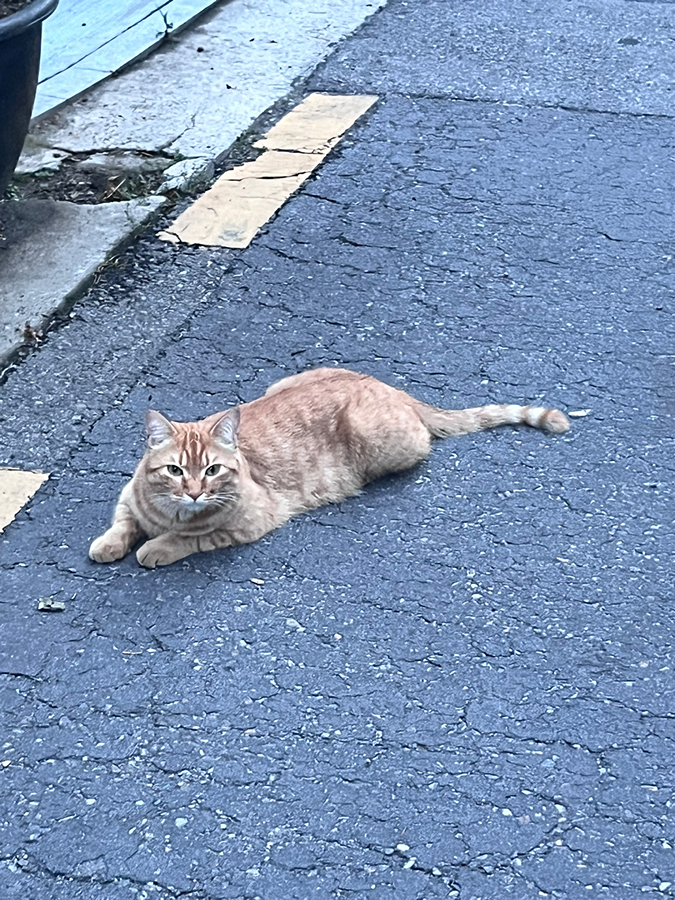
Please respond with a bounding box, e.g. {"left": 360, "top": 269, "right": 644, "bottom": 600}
{"left": 145, "top": 410, "right": 175, "bottom": 449}
{"left": 210, "top": 407, "right": 240, "bottom": 451}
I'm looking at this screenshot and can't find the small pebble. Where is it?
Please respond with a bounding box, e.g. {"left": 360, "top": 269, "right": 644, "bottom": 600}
{"left": 38, "top": 597, "right": 65, "bottom": 612}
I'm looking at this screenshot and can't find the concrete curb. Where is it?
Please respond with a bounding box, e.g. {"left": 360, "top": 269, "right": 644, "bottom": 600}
{"left": 0, "top": 196, "right": 167, "bottom": 371}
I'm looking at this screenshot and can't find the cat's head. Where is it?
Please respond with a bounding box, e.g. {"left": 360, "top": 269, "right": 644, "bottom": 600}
{"left": 140, "top": 408, "right": 241, "bottom": 517}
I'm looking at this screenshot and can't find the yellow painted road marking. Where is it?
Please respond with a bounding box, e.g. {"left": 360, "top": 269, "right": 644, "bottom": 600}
{"left": 0, "top": 468, "right": 49, "bottom": 533}
{"left": 255, "top": 93, "right": 378, "bottom": 154}
{"left": 158, "top": 93, "right": 377, "bottom": 249}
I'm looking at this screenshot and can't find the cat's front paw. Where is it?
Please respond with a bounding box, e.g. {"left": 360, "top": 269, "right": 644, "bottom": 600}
{"left": 136, "top": 537, "right": 189, "bottom": 569}
{"left": 89, "top": 532, "right": 128, "bottom": 563}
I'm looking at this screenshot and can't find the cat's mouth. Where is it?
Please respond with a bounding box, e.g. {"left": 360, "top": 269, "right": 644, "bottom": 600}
{"left": 170, "top": 495, "right": 209, "bottom": 520}
{"left": 177, "top": 494, "right": 209, "bottom": 512}
{"left": 177, "top": 493, "right": 238, "bottom": 513}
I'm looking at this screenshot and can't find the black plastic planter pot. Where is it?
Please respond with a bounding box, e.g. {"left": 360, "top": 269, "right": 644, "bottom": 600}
{"left": 0, "top": 0, "right": 58, "bottom": 196}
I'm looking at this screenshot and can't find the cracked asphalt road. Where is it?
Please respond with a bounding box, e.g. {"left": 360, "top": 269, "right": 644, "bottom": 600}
{"left": 1, "top": 1, "right": 674, "bottom": 898}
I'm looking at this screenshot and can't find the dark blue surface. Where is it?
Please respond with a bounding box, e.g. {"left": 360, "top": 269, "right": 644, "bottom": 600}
{"left": 1, "top": 1, "right": 673, "bottom": 897}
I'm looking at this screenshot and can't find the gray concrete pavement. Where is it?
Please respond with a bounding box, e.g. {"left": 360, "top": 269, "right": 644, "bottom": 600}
{"left": 1, "top": 1, "right": 673, "bottom": 898}
{"left": 0, "top": 197, "right": 166, "bottom": 361}
{"left": 2, "top": 0, "right": 385, "bottom": 370}
{"left": 25, "top": 0, "right": 387, "bottom": 172}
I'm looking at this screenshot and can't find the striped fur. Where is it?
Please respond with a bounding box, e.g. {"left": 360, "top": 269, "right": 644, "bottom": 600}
{"left": 419, "top": 402, "right": 569, "bottom": 437}
{"left": 89, "top": 367, "right": 569, "bottom": 568}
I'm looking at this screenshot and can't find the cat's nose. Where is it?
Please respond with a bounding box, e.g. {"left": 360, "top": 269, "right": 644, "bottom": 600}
{"left": 187, "top": 488, "right": 202, "bottom": 501}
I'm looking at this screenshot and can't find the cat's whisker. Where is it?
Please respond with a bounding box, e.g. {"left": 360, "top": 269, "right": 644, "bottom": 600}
{"left": 208, "top": 496, "right": 237, "bottom": 508}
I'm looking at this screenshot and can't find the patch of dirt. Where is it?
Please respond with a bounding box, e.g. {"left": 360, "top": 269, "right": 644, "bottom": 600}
{"left": 8, "top": 152, "right": 173, "bottom": 204}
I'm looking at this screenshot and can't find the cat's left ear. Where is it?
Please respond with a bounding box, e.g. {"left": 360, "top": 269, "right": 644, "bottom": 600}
{"left": 210, "top": 407, "right": 240, "bottom": 451}
{"left": 145, "top": 410, "right": 175, "bottom": 449}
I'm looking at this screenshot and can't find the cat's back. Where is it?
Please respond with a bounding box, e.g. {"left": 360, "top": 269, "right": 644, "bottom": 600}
{"left": 239, "top": 368, "right": 402, "bottom": 437}
{"left": 228, "top": 369, "right": 377, "bottom": 498}
{"left": 233, "top": 367, "right": 424, "bottom": 487}
{"left": 261, "top": 366, "right": 367, "bottom": 400}
{"left": 200, "top": 368, "right": 429, "bottom": 505}
{"left": 239, "top": 368, "right": 372, "bottom": 441}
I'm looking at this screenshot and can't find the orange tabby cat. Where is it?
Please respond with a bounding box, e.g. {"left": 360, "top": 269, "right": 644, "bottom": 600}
{"left": 89, "top": 367, "right": 569, "bottom": 568}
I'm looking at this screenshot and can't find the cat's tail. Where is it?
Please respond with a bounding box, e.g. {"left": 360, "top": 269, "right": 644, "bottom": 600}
{"left": 416, "top": 401, "right": 570, "bottom": 438}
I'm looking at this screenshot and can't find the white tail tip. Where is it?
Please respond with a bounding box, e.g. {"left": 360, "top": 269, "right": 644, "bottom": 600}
{"left": 542, "top": 410, "right": 570, "bottom": 434}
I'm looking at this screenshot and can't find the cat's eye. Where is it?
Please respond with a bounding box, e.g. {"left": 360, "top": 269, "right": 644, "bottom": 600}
{"left": 205, "top": 464, "right": 221, "bottom": 477}
{"left": 166, "top": 464, "right": 183, "bottom": 476}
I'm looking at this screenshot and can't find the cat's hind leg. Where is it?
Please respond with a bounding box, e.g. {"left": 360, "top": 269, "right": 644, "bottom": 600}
{"left": 358, "top": 402, "right": 433, "bottom": 481}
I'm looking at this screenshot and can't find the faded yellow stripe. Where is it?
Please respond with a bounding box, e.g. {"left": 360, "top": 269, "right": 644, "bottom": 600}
{"left": 0, "top": 468, "right": 49, "bottom": 533}
{"left": 158, "top": 93, "right": 377, "bottom": 249}
{"left": 256, "top": 93, "right": 379, "bottom": 153}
